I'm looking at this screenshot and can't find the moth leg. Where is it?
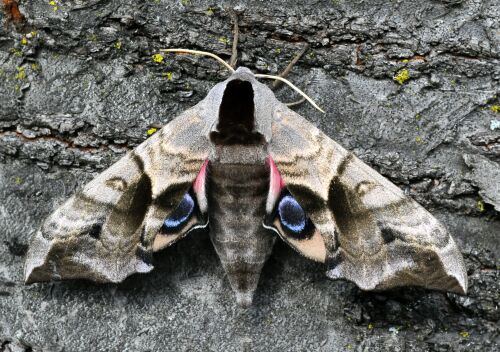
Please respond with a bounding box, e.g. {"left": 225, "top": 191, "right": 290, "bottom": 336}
{"left": 228, "top": 9, "right": 239, "bottom": 68}
{"left": 272, "top": 43, "right": 309, "bottom": 90}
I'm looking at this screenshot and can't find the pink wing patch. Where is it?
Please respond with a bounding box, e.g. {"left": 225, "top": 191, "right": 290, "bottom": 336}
{"left": 266, "top": 156, "right": 285, "bottom": 213}
{"left": 193, "top": 159, "right": 209, "bottom": 213}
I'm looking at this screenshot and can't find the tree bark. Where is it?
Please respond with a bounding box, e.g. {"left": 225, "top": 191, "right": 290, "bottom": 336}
{"left": 0, "top": 0, "right": 498, "bottom": 350}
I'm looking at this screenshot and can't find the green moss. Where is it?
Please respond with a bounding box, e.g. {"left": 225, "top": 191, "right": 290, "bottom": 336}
{"left": 114, "top": 40, "right": 122, "bottom": 49}
{"left": 393, "top": 68, "right": 410, "bottom": 85}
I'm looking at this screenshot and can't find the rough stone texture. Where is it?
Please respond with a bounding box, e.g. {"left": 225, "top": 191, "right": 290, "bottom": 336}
{"left": 0, "top": 0, "right": 499, "bottom": 351}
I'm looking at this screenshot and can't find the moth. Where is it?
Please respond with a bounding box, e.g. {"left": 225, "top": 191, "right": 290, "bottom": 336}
{"left": 25, "top": 50, "right": 467, "bottom": 306}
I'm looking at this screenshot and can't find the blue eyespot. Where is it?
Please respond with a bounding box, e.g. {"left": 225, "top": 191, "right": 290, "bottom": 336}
{"left": 274, "top": 191, "right": 315, "bottom": 240}
{"left": 278, "top": 195, "right": 306, "bottom": 233}
{"left": 161, "top": 192, "right": 195, "bottom": 234}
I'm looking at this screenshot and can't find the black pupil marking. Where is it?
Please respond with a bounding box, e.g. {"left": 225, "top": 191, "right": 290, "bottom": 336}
{"left": 160, "top": 192, "right": 196, "bottom": 234}
{"left": 88, "top": 224, "right": 102, "bottom": 239}
{"left": 276, "top": 191, "right": 315, "bottom": 240}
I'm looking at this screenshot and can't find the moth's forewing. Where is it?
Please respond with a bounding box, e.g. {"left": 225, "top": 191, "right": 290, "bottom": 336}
{"left": 268, "top": 106, "right": 467, "bottom": 294}
{"left": 25, "top": 109, "right": 210, "bottom": 284}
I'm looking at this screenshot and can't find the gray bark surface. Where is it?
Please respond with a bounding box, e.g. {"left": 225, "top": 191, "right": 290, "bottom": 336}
{"left": 0, "top": 0, "right": 498, "bottom": 351}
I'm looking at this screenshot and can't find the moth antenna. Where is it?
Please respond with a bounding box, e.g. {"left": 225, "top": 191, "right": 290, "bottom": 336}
{"left": 160, "top": 49, "right": 235, "bottom": 73}
{"left": 255, "top": 74, "right": 325, "bottom": 114}
{"left": 159, "top": 49, "right": 324, "bottom": 113}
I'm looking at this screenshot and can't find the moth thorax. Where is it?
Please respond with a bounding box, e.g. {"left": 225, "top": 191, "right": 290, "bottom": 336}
{"left": 210, "top": 79, "right": 265, "bottom": 145}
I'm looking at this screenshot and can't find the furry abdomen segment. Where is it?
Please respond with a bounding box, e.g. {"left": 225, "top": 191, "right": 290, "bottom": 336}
{"left": 207, "top": 161, "right": 276, "bottom": 304}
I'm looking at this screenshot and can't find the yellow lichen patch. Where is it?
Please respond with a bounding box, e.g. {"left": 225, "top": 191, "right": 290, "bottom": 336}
{"left": 394, "top": 68, "right": 410, "bottom": 85}
{"left": 14, "top": 176, "right": 22, "bottom": 185}
{"left": 218, "top": 36, "right": 230, "bottom": 45}
{"left": 476, "top": 200, "right": 485, "bottom": 212}
{"left": 490, "top": 105, "right": 500, "bottom": 113}
{"left": 31, "top": 63, "right": 40, "bottom": 71}
{"left": 49, "top": 0, "right": 58, "bottom": 10}
{"left": 30, "top": 31, "right": 38, "bottom": 37}
{"left": 206, "top": 7, "right": 215, "bottom": 16}
{"left": 20, "top": 37, "right": 28, "bottom": 45}
{"left": 162, "top": 72, "right": 173, "bottom": 80}
{"left": 367, "top": 323, "right": 374, "bottom": 330}
{"left": 152, "top": 53, "right": 164, "bottom": 63}
{"left": 15, "top": 67, "right": 26, "bottom": 80}
{"left": 275, "top": 48, "right": 282, "bottom": 55}
{"left": 401, "top": 59, "right": 409, "bottom": 63}
{"left": 415, "top": 136, "right": 423, "bottom": 144}
{"left": 459, "top": 331, "right": 470, "bottom": 338}
{"left": 114, "top": 40, "right": 122, "bottom": 49}
{"left": 147, "top": 127, "right": 158, "bottom": 136}
{"left": 10, "top": 48, "right": 23, "bottom": 57}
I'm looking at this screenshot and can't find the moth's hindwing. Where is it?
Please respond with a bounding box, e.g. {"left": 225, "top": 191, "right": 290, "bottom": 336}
{"left": 268, "top": 106, "right": 467, "bottom": 294}
{"left": 263, "top": 157, "right": 327, "bottom": 263}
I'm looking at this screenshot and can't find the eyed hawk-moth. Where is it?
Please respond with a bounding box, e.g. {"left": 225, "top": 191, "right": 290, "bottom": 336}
{"left": 24, "top": 66, "right": 467, "bottom": 306}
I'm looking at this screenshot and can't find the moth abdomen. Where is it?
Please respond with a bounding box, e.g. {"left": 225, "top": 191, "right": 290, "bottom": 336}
{"left": 207, "top": 160, "right": 276, "bottom": 306}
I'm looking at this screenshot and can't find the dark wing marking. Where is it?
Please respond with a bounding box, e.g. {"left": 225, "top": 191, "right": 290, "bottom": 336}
{"left": 25, "top": 108, "right": 210, "bottom": 284}
{"left": 268, "top": 105, "right": 467, "bottom": 294}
